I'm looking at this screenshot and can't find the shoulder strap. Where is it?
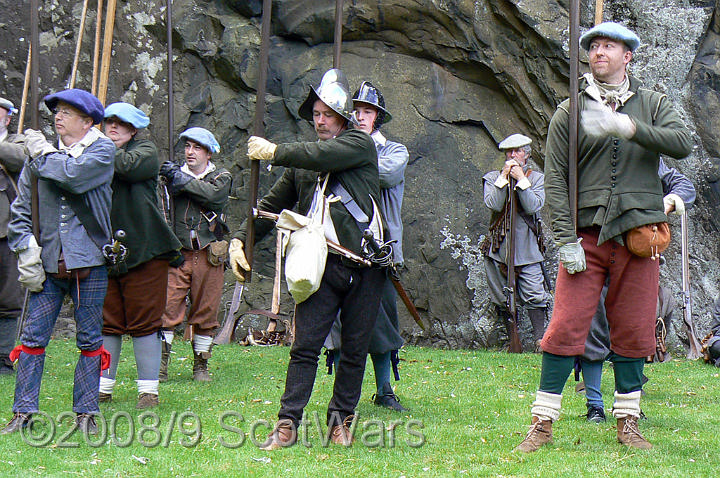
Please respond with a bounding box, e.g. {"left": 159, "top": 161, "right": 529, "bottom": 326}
{"left": 328, "top": 175, "right": 369, "bottom": 225}
{"left": 63, "top": 192, "right": 109, "bottom": 251}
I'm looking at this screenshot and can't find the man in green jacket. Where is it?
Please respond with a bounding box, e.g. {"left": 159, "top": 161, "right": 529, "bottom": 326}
{"left": 229, "top": 68, "right": 385, "bottom": 449}
{"left": 0, "top": 97, "right": 25, "bottom": 375}
{"left": 516, "top": 22, "right": 692, "bottom": 453}
{"left": 100, "top": 103, "right": 182, "bottom": 408}
{"left": 159, "top": 127, "right": 232, "bottom": 382}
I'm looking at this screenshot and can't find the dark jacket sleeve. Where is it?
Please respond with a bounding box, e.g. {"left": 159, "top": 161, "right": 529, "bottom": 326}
{"left": 658, "top": 159, "right": 696, "bottom": 210}
{"left": 113, "top": 139, "right": 160, "bottom": 182}
{"left": 631, "top": 94, "right": 692, "bottom": 160}
{"left": 0, "top": 134, "right": 28, "bottom": 172}
{"left": 178, "top": 169, "right": 232, "bottom": 211}
{"left": 273, "top": 129, "right": 376, "bottom": 173}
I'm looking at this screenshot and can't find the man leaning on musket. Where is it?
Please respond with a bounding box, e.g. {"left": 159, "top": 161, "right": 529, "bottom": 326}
{"left": 515, "top": 22, "right": 692, "bottom": 452}
{"left": 482, "top": 133, "right": 548, "bottom": 351}
{"left": 0, "top": 96, "right": 26, "bottom": 375}
{"left": 3, "top": 89, "right": 115, "bottom": 436}
{"left": 229, "top": 68, "right": 386, "bottom": 449}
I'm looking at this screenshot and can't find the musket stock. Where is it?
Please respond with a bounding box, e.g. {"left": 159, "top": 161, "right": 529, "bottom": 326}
{"left": 505, "top": 178, "right": 522, "bottom": 353}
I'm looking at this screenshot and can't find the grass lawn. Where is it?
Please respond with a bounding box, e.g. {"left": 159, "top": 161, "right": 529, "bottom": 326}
{"left": 0, "top": 338, "right": 716, "bottom": 477}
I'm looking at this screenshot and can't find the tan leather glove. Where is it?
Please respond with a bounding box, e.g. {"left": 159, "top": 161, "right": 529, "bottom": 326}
{"left": 558, "top": 238, "right": 586, "bottom": 275}
{"left": 247, "top": 136, "right": 277, "bottom": 161}
{"left": 24, "top": 129, "right": 57, "bottom": 159}
{"left": 17, "top": 236, "right": 45, "bottom": 292}
{"left": 229, "top": 238, "right": 251, "bottom": 282}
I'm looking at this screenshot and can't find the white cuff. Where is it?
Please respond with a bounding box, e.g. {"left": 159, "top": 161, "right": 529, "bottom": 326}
{"left": 515, "top": 177, "right": 531, "bottom": 190}
{"left": 531, "top": 391, "right": 562, "bottom": 422}
{"left": 612, "top": 390, "right": 642, "bottom": 419}
{"left": 99, "top": 377, "right": 116, "bottom": 394}
{"left": 137, "top": 379, "right": 159, "bottom": 395}
{"left": 494, "top": 175, "right": 509, "bottom": 188}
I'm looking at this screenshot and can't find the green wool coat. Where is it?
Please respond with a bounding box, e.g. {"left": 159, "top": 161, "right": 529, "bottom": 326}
{"left": 545, "top": 75, "right": 692, "bottom": 246}
{"left": 236, "top": 128, "right": 380, "bottom": 258}
{"left": 111, "top": 137, "right": 181, "bottom": 269}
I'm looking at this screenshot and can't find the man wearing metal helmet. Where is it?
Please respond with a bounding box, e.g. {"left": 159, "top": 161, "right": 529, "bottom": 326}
{"left": 324, "top": 81, "right": 410, "bottom": 411}
{"left": 229, "top": 68, "right": 385, "bottom": 448}
{"left": 4, "top": 88, "right": 115, "bottom": 435}
{"left": 158, "top": 127, "right": 232, "bottom": 382}
{"left": 0, "top": 97, "right": 26, "bottom": 375}
{"left": 99, "top": 103, "right": 182, "bottom": 408}
{"left": 516, "top": 22, "right": 692, "bottom": 452}
{"left": 482, "top": 133, "right": 548, "bottom": 352}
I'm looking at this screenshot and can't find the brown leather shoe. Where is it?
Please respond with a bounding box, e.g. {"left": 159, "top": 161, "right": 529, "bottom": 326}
{"left": 514, "top": 416, "right": 553, "bottom": 453}
{"left": 1, "top": 413, "right": 31, "bottom": 434}
{"left": 617, "top": 416, "right": 652, "bottom": 449}
{"left": 136, "top": 393, "right": 159, "bottom": 409}
{"left": 98, "top": 392, "right": 113, "bottom": 403}
{"left": 328, "top": 415, "right": 356, "bottom": 446}
{"left": 260, "top": 419, "right": 297, "bottom": 450}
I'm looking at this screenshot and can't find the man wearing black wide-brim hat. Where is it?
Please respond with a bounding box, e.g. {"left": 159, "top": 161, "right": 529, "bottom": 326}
{"left": 3, "top": 88, "right": 115, "bottom": 436}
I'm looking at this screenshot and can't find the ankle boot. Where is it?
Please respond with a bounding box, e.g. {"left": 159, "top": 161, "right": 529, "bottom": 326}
{"left": 527, "top": 308, "right": 547, "bottom": 352}
{"left": 159, "top": 340, "right": 171, "bottom": 383}
{"left": 515, "top": 416, "right": 553, "bottom": 453}
{"left": 617, "top": 416, "right": 652, "bottom": 449}
{"left": 192, "top": 351, "right": 211, "bottom": 382}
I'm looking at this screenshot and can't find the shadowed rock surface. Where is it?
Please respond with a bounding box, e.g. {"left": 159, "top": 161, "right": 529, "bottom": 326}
{"left": 2, "top": 0, "right": 719, "bottom": 353}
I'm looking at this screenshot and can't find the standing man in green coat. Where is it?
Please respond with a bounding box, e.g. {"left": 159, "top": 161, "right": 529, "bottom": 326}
{"left": 516, "top": 22, "right": 692, "bottom": 452}
{"left": 100, "top": 103, "right": 182, "bottom": 408}
{"left": 0, "top": 97, "right": 26, "bottom": 375}
{"left": 159, "top": 127, "right": 232, "bottom": 382}
{"left": 229, "top": 68, "right": 385, "bottom": 449}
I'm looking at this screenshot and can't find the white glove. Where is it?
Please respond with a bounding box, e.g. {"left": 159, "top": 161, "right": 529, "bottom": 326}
{"left": 23, "top": 129, "right": 57, "bottom": 159}
{"left": 663, "top": 193, "right": 685, "bottom": 215}
{"left": 17, "top": 236, "right": 45, "bottom": 292}
{"left": 229, "top": 238, "right": 251, "bottom": 282}
{"left": 558, "top": 238, "right": 586, "bottom": 274}
{"left": 580, "top": 101, "right": 636, "bottom": 140}
{"left": 247, "top": 136, "right": 277, "bottom": 161}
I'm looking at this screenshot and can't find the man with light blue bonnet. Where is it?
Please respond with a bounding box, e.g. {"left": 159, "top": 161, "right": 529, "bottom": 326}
{"left": 99, "top": 102, "right": 182, "bottom": 408}
{"left": 3, "top": 88, "right": 116, "bottom": 435}
{"left": 0, "top": 96, "right": 26, "bottom": 375}
{"left": 516, "top": 22, "right": 692, "bottom": 452}
{"left": 159, "top": 127, "right": 231, "bottom": 382}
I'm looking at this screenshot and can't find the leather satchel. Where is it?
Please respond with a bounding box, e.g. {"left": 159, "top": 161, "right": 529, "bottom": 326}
{"left": 626, "top": 222, "right": 670, "bottom": 259}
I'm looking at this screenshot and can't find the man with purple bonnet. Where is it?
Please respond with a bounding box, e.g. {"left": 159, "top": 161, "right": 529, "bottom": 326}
{"left": 515, "top": 22, "right": 691, "bottom": 452}
{"left": 3, "top": 88, "right": 115, "bottom": 435}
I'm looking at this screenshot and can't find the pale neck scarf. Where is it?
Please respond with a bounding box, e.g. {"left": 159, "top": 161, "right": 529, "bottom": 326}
{"left": 57, "top": 127, "right": 106, "bottom": 158}
{"left": 181, "top": 161, "right": 216, "bottom": 179}
{"left": 583, "top": 73, "right": 634, "bottom": 109}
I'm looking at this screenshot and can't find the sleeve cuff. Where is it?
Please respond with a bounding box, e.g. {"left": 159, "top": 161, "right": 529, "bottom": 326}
{"left": 515, "top": 177, "right": 531, "bottom": 190}
{"left": 493, "top": 175, "right": 509, "bottom": 188}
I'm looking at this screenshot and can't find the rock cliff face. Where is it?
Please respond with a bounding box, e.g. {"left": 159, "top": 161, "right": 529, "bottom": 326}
{"left": 1, "top": 0, "right": 718, "bottom": 352}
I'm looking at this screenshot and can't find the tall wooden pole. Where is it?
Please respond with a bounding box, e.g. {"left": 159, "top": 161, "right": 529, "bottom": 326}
{"left": 594, "top": 0, "right": 604, "bottom": 25}
{"left": 333, "top": 0, "right": 344, "bottom": 68}
{"left": 568, "top": 0, "right": 580, "bottom": 232}
{"left": 91, "top": 0, "right": 103, "bottom": 95}
{"left": 97, "top": 0, "right": 117, "bottom": 105}
{"left": 17, "top": 46, "right": 31, "bottom": 134}
{"left": 244, "top": 0, "right": 273, "bottom": 274}
{"left": 167, "top": 0, "right": 174, "bottom": 160}
{"left": 68, "top": 0, "right": 89, "bottom": 89}
{"left": 30, "top": 0, "right": 40, "bottom": 241}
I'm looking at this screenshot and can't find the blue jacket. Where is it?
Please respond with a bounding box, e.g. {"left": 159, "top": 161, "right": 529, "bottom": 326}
{"left": 9, "top": 132, "right": 115, "bottom": 272}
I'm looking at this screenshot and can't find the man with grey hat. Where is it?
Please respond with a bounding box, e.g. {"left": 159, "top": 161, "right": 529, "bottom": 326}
{"left": 229, "top": 68, "right": 385, "bottom": 449}
{"left": 4, "top": 88, "right": 115, "bottom": 435}
{"left": 159, "top": 127, "right": 232, "bottom": 382}
{"left": 482, "top": 133, "right": 547, "bottom": 352}
{"left": 0, "top": 96, "right": 26, "bottom": 375}
{"left": 516, "top": 22, "right": 692, "bottom": 453}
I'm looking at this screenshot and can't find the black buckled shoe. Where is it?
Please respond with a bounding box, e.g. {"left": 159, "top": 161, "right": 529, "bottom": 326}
{"left": 76, "top": 413, "right": 98, "bottom": 435}
{"left": 1, "top": 412, "right": 31, "bottom": 434}
{"left": 372, "top": 382, "right": 409, "bottom": 412}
